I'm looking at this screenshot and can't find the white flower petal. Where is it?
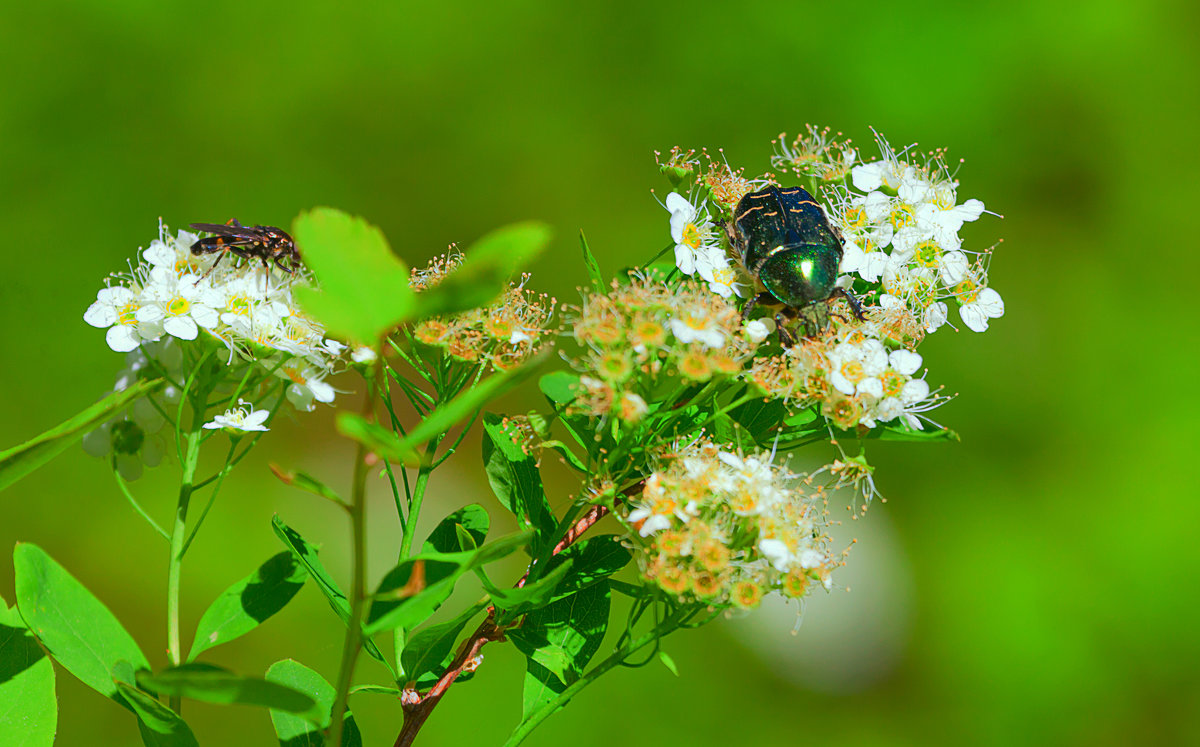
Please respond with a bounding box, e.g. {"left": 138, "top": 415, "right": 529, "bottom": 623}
{"left": 106, "top": 326, "right": 141, "bottom": 352}
{"left": 84, "top": 302, "right": 116, "bottom": 328}
{"left": 889, "top": 349, "right": 922, "bottom": 376}
{"left": 163, "top": 315, "right": 198, "bottom": 340}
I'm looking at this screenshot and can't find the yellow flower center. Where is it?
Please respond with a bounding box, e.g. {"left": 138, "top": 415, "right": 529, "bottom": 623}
{"left": 166, "top": 296, "right": 191, "bottom": 317}
{"left": 228, "top": 295, "right": 251, "bottom": 316}
{"left": 840, "top": 360, "right": 864, "bottom": 383}
{"left": 681, "top": 222, "right": 702, "bottom": 249}
{"left": 890, "top": 204, "right": 917, "bottom": 230}
{"left": 914, "top": 240, "right": 941, "bottom": 268}
{"left": 881, "top": 371, "right": 905, "bottom": 397}
{"left": 953, "top": 278, "right": 980, "bottom": 303}
{"left": 284, "top": 367, "right": 306, "bottom": 385}
{"left": 118, "top": 302, "right": 139, "bottom": 326}
{"left": 711, "top": 266, "right": 736, "bottom": 285}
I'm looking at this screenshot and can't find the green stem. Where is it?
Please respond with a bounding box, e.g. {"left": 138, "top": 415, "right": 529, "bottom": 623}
{"left": 166, "top": 421, "right": 203, "bottom": 714}
{"left": 112, "top": 468, "right": 169, "bottom": 541}
{"left": 329, "top": 350, "right": 383, "bottom": 747}
{"left": 502, "top": 609, "right": 689, "bottom": 747}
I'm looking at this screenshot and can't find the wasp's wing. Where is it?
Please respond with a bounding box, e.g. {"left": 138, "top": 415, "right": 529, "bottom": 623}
{"left": 188, "top": 221, "right": 257, "bottom": 236}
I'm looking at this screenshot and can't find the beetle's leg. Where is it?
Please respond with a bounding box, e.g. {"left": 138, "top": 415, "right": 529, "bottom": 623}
{"left": 833, "top": 287, "right": 867, "bottom": 321}
{"left": 775, "top": 312, "right": 797, "bottom": 347}
{"left": 741, "top": 291, "right": 774, "bottom": 325}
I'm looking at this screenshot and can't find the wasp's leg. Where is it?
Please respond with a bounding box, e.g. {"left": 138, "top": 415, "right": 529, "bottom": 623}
{"left": 832, "top": 287, "right": 867, "bottom": 321}
{"left": 273, "top": 256, "right": 295, "bottom": 274}
{"left": 194, "top": 249, "right": 228, "bottom": 284}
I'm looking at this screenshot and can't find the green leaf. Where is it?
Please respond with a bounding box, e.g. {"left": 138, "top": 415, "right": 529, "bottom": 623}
{"left": 578, "top": 229, "right": 603, "bottom": 290}
{"left": 338, "top": 351, "right": 547, "bottom": 466}
{"left": 13, "top": 544, "right": 148, "bottom": 703}
{"left": 540, "top": 440, "right": 586, "bottom": 472}
{"left": 0, "top": 379, "right": 162, "bottom": 492}
{"left": 0, "top": 603, "right": 56, "bottom": 747}
{"left": 365, "top": 531, "right": 531, "bottom": 635}
{"left": 423, "top": 504, "right": 489, "bottom": 554}
{"left": 510, "top": 583, "right": 610, "bottom": 720}
{"left": 270, "top": 517, "right": 390, "bottom": 671}
{"left": 411, "top": 222, "right": 552, "bottom": 319}
{"left": 538, "top": 371, "right": 579, "bottom": 406}
{"left": 658, "top": 651, "right": 679, "bottom": 676}
{"left": 292, "top": 208, "right": 414, "bottom": 343}
{"left": 269, "top": 466, "right": 346, "bottom": 507}
{"left": 869, "top": 421, "right": 960, "bottom": 442}
{"left": 137, "top": 663, "right": 314, "bottom": 713}
{"left": 547, "top": 536, "right": 631, "bottom": 601}
{"left": 265, "top": 660, "right": 362, "bottom": 747}
{"left": 335, "top": 414, "right": 420, "bottom": 465}
{"left": 113, "top": 681, "right": 199, "bottom": 747}
{"left": 482, "top": 414, "right": 555, "bottom": 553}
{"left": 482, "top": 559, "right": 574, "bottom": 619}
{"left": 188, "top": 552, "right": 308, "bottom": 661}
{"left": 400, "top": 602, "right": 486, "bottom": 689}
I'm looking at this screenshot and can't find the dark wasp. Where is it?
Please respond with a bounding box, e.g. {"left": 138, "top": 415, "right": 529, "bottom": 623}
{"left": 188, "top": 219, "right": 301, "bottom": 280}
{"left": 725, "top": 185, "right": 864, "bottom": 345}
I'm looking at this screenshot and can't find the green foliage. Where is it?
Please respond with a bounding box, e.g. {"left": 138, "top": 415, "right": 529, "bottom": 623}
{"left": 188, "top": 552, "right": 308, "bottom": 661}
{"left": 137, "top": 663, "right": 315, "bottom": 713}
{"left": 365, "top": 531, "right": 531, "bottom": 635}
{"left": 112, "top": 680, "right": 198, "bottom": 747}
{"left": 423, "top": 504, "right": 489, "bottom": 554}
{"left": 13, "top": 544, "right": 148, "bottom": 705}
{"left": 292, "top": 208, "right": 414, "bottom": 343}
{"left": 545, "top": 536, "right": 631, "bottom": 602}
{"left": 482, "top": 413, "right": 556, "bottom": 553}
{"left": 0, "top": 600, "right": 56, "bottom": 747}
{"left": 0, "top": 379, "right": 162, "bottom": 492}
{"left": 265, "top": 660, "right": 362, "bottom": 747}
{"left": 270, "top": 518, "right": 390, "bottom": 671}
{"left": 411, "top": 222, "right": 553, "bottom": 319}
{"left": 269, "top": 468, "right": 346, "bottom": 508}
{"left": 509, "top": 583, "right": 611, "bottom": 720}
{"left": 484, "top": 559, "right": 575, "bottom": 621}
{"left": 578, "top": 230, "right": 603, "bottom": 290}
{"left": 400, "top": 602, "right": 487, "bottom": 689}
{"left": 339, "top": 350, "right": 548, "bottom": 467}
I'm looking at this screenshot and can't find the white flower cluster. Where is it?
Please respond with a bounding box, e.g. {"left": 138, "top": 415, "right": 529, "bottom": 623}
{"left": 83, "top": 222, "right": 363, "bottom": 412}
{"left": 830, "top": 132, "right": 1004, "bottom": 333}
{"left": 823, "top": 325, "right": 937, "bottom": 430}
{"left": 663, "top": 192, "right": 747, "bottom": 298}
{"left": 623, "top": 439, "right": 837, "bottom": 608}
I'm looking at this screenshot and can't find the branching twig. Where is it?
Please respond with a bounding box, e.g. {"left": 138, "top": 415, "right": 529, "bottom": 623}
{"left": 392, "top": 483, "right": 639, "bottom": 747}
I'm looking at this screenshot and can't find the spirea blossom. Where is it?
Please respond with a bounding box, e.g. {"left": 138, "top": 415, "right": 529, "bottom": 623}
{"left": 621, "top": 439, "right": 841, "bottom": 608}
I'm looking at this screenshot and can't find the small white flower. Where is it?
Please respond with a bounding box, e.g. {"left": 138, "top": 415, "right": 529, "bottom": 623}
{"left": 667, "top": 312, "right": 726, "bottom": 349}
{"left": 744, "top": 318, "right": 774, "bottom": 344}
{"left": 665, "top": 192, "right": 719, "bottom": 276}
{"left": 278, "top": 362, "right": 337, "bottom": 411}
{"left": 701, "top": 262, "right": 747, "bottom": 298}
{"left": 351, "top": 345, "right": 378, "bottom": 364}
{"left": 84, "top": 286, "right": 162, "bottom": 352}
{"left": 138, "top": 272, "right": 221, "bottom": 341}
{"left": 959, "top": 286, "right": 1004, "bottom": 332}
{"left": 203, "top": 401, "right": 270, "bottom": 432}
{"left": 923, "top": 302, "right": 949, "bottom": 333}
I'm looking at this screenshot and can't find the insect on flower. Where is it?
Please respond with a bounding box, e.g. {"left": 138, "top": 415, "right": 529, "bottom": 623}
{"left": 726, "top": 186, "right": 864, "bottom": 345}
{"left": 188, "top": 219, "right": 301, "bottom": 279}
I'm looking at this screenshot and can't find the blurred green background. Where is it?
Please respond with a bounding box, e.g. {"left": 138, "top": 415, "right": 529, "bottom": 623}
{"left": 2, "top": 0, "right": 1198, "bottom": 745}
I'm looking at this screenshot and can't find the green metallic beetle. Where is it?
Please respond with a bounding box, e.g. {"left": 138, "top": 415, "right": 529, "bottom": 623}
{"left": 725, "top": 185, "right": 864, "bottom": 344}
